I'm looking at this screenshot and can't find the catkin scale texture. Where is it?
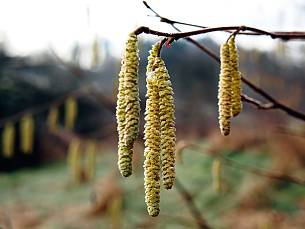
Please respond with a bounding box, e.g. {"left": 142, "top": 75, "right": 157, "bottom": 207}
{"left": 228, "top": 37, "right": 242, "bottom": 117}
{"left": 154, "top": 57, "right": 176, "bottom": 190}
{"left": 218, "top": 43, "right": 232, "bottom": 136}
{"left": 2, "top": 122, "right": 15, "bottom": 158}
{"left": 123, "top": 34, "right": 140, "bottom": 147}
{"left": 144, "top": 72, "right": 161, "bottom": 217}
{"left": 116, "top": 33, "right": 140, "bottom": 177}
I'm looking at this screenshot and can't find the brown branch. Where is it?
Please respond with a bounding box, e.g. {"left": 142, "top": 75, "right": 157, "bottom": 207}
{"left": 142, "top": 1, "right": 305, "bottom": 122}
{"left": 175, "top": 179, "right": 211, "bottom": 229}
{"left": 134, "top": 25, "right": 305, "bottom": 41}
{"left": 241, "top": 94, "right": 276, "bottom": 110}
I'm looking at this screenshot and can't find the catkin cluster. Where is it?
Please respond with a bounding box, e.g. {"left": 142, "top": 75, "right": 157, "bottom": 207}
{"left": 218, "top": 37, "right": 242, "bottom": 136}
{"left": 143, "top": 43, "right": 176, "bottom": 216}
{"left": 116, "top": 33, "right": 140, "bottom": 177}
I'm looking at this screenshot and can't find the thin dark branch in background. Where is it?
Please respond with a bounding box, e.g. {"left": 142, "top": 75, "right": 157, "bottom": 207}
{"left": 175, "top": 179, "right": 211, "bottom": 229}
{"left": 223, "top": 156, "right": 305, "bottom": 185}
{"left": 182, "top": 143, "right": 305, "bottom": 186}
{"left": 142, "top": 1, "right": 305, "bottom": 122}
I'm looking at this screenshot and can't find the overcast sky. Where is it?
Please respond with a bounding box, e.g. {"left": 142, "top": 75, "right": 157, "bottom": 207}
{"left": 0, "top": 0, "right": 304, "bottom": 59}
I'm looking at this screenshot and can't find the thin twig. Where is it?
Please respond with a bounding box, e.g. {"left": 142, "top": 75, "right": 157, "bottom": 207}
{"left": 142, "top": 1, "right": 305, "bottom": 122}
{"left": 181, "top": 143, "right": 305, "bottom": 186}
{"left": 175, "top": 179, "right": 211, "bottom": 229}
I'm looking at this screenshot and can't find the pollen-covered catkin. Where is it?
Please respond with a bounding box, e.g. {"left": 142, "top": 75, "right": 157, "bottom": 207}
{"left": 154, "top": 57, "right": 176, "bottom": 190}
{"left": 212, "top": 159, "right": 222, "bottom": 193}
{"left": 144, "top": 72, "right": 161, "bottom": 217}
{"left": 116, "top": 33, "right": 140, "bottom": 177}
{"left": 47, "top": 106, "right": 59, "bottom": 132}
{"left": 123, "top": 33, "right": 140, "bottom": 148}
{"left": 228, "top": 37, "right": 242, "bottom": 117}
{"left": 20, "top": 114, "right": 35, "bottom": 154}
{"left": 146, "top": 42, "right": 160, "bottom": 73}
{"left": 2, "top": 122, "right": 15, "bottom": 158}
{"left": 65, "top": 97, "right": 78, "bottom": 130}
{"left": 218, "top": 43, "right": 232, "bottom": 136}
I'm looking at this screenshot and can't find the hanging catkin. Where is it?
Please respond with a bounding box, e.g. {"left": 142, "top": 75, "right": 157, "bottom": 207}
{"left": 154, "top": 56, "right": 176, "bottom": 190}
{"left": 85, "top": 140, "right": 96, "bottom": 181}
{"left": 123, "top": 33, "right": 140, "bottom": 148}
{"left": 20, "top": 114, "right": 34, "bottom": 154}
{"left": 116, "top": 33, "right": 140, "bottom": 177}
{"left": 65, "top": 97, "right": 77, "bottom": 130}
{"left": 218, "top": 43, "right": 232, "bottom": 136}
{"left": 2, "top": 122, "right": 15, "bottom": 158}
{"left": 146, "top": 42, "right": 160, "bottom": 73}
{"left": 47, "top": 106, "right": 59, "bottom": 132}
{"left": 228, "top": 37, "right": 242, "bottom": 117}
{"left": 67, "top": 138, "right": 81, "bottom": 183}
{"left": 212, "top": 159, "right": 222, "bottom": 193}
{"left": 144, "top": 71, "right": 161, "bottom": 217}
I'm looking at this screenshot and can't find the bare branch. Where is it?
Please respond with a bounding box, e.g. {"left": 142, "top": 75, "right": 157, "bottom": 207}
{"left": 175, "top": 179, "right": 211, "bottom": 229}
{"left": 142, "top": 1, "right": 305, "bottom": 122}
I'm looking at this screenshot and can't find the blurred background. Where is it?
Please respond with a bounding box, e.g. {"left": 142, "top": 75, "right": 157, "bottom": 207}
{"left": 0, "top": 0, "right": 305, "bottom": 228}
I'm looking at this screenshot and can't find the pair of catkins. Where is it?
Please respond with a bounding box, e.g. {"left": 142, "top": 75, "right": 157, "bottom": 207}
{"left": 218, "top": 37, "right": 242, "bottom": 136}
{"left": 116, "top": 33, "right": 176, "bottom": 217}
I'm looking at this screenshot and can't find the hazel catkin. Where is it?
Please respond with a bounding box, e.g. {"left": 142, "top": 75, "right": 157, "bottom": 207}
{"left": 212, "top": 159, "right": 222, "bottom": 193}
{"left": 47, "top": 106, "right": 59, "bottom": 132}
{"left": 20, "top": 114, "right": 35, "bottom": 154}
{"left": 67, "top": 138, "right": 81, "bottom": 183}
{"left": 65, "top": 97, "right": 78, "bottom": 130}
{"left": 123, "top": 33, "right": 140, "bottom": 148}
{"left": 116, "top": 33, "right": 140, "bottom": 177}
{"left": 228, "top": 37, "right": 242, "bottom": 117}
{"left": 154, "top": 57, "right": 176, "bottom": 190}
{"left": 2, "top": 122, "right": 15, "bottom": 158}
{"left": 143, "top": 72, "right": 161, "bottom": 217}
{"left": 218, "top": 43, "right": 232, "bottom": 136}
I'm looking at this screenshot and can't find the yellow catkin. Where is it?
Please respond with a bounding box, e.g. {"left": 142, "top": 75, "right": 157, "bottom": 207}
{"left": 85, "top": 140, "right": 96, "bottom": 181}
{"left": 154, "top": 57, "right": 176, "bottom": 189}
{"left": 144, "top": 72, "right": 161, "bottom": 217}
{"left": 218, "top": 43, "right": 232, "bottom": 136}
{"left": 47, "top": 106, "right": 59, "bottom": 132}
{"left": 228, "top": 37, "right": 242, "bottom": 117}
{"left": 2, "top": 122, "right": 15, "bottom": 158}
{"left": 65, "top": 97, "right": 78, "bottom": 130}
{"left": 67, "top": 138, "right": 81, "bottom": 183}
{"left": 146, "top": 42, "right": 160, "bottom": 73}
{"left": 108, "top": 194, "right": 123, "bottom": 229}
{"left": 116, "top": 33, "right": 140, "bottom": 177}
{"left": 123, "top": 33, "right": 140, "bottom": 148}
{"left": 20, "top": 114, "right": 34, "bottom": 154}
{"left": 212, "top": 159, "right": 222, "bottom": 193}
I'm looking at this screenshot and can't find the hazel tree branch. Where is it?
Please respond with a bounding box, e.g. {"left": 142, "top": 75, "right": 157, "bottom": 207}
{"left": 141, "top": 1, "right": 305, "bottom": 122}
